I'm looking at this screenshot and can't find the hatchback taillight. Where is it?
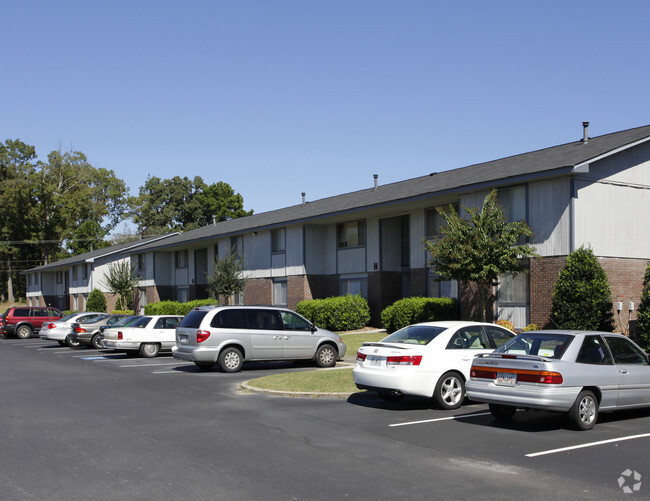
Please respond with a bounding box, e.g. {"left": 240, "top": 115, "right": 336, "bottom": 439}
{"left": 356, "top": 352, "right": 367, "bottom": 362}
{"left": 197, "top": 330, "right": 210, "bottom": 343}
{"left": 386, "top": 355, "right": 423, "bottom": 366}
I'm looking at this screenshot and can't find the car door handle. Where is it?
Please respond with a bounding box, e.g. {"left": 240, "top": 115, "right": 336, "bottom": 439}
{"left": 284, "top": 336, "right": 292, "bottom": 341}
{"left": 273, "top": 335, "right": 282, "bottom": 340}
{"left": 619, "top": 369, "right": 629, "bottom": 374}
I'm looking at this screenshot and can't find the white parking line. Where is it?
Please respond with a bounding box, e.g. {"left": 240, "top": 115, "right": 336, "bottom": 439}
{"left": 37, "top": 348, "right": 71, "bottom": 352}
{"left": 152, "top": 371, "right": 185, "bottom": 374}
{"left": 119, "top": 362, "right": 192, "bottom": 368}
{"left": 526, "top": 433, "right": 650, "bottom": 457}
{"left": 389, "top": 411, "right": 492, "bottom": 427}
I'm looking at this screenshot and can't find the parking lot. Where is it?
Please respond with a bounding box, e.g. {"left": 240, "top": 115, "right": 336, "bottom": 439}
{"left": 2, "top": 336, "right": 648, "bottom": 500}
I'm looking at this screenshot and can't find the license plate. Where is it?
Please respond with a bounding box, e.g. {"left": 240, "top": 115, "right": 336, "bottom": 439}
{"left": 367, "top": 355, "right": 382, "bottom": 367}
{"left": 179, "top": 335, "right": 188, "bottom": 344}
{"left": 496, "top": 372, "right": 516, "bottom": 386}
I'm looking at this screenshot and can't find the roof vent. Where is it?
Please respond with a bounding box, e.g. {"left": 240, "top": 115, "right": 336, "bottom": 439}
{"left": 212, "top": 215, "right": 217, "bottom": 226}
{"left": 581, "top": 121, "right": 590, "bottom": 143}
{"left": 373, "top": 174, "right": 378, "bottom": 191}
{"left": 301, "top": 192, "right": 306, "bottom": 205}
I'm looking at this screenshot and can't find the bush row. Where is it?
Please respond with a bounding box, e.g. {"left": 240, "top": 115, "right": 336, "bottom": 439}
{"left": 381, "top": 296, "right": 460, "bottom": 333}
{"left": 143, "top": 299, "right": 219, "bottom": 316}
{"left": 296, "top": 295, "right": 370, "bottom": 332}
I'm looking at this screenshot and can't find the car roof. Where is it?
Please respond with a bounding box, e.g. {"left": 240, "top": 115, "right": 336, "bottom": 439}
{"left": 410, "top": 321, "right": 501, "bottom": 328}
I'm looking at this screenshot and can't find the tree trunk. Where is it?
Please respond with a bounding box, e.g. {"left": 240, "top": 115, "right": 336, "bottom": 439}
{"left": 6, "top": 259, "right": 14, "bottom": 303}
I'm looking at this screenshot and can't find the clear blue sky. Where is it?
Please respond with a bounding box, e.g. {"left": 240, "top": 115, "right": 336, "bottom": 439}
{"left": 4, "top": 0, "right": 650, "bottom": 233}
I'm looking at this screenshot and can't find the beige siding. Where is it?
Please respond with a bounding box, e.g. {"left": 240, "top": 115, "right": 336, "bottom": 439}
{"left": 528, "top": 179, "right": 571, "bottom": 256}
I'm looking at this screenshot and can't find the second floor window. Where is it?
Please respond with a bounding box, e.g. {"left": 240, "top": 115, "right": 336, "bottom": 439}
{"left": 337, "top": 220, "right": 365, "bottom": 248}
{"left": 175, "top": 250, "right": 188, "bottom": 269}
{"left": 426, "top": 203, "right": 458, "bottom": 237}
{"left": 272, "top": 228, "right": 286, "bottom": 253}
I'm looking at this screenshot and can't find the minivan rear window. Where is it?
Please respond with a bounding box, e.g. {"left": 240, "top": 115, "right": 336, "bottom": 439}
{"left": 180, "top": 310, "right": 209, "bottom": 329}
{"left": 211, "top": 309, "right": 248, "bottom": 329}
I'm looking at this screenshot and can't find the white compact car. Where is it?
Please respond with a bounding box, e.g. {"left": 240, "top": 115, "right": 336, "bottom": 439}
{"left": 102, "top": 315, "right": 183, "bottom": 358}
{"left": 353, "top": 321, "right": 515, "bottom": 409}
{"left": 39, "top": 312, "right": 107, "bottom": 347}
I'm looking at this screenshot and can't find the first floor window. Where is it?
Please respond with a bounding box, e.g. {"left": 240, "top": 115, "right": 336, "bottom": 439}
{"left": 428, "top": 272, "right": 458, "bottom": 299}
{"left": 339, "top": 275, "right": 368, "bottom": 298}
{"left": 175, "top": 250, "right": 188, "bottom": 269}
{"left": 273, "top": 279, "right": 287, "bottom": 306}
{"left": 497, "top": 271, "right": 529, "bottom": 304}
{"left": 177, "top": 287, "right": 189, "bottom": 303}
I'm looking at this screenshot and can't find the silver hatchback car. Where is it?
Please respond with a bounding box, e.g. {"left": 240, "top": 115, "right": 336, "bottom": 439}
{"left": 466, "top": 330, "right": 650, "bottom": 430}
{"left": 172, "top": 306, "right": 347, "bottom": 372}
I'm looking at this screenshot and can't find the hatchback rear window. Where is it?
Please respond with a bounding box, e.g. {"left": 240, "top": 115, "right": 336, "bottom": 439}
{"left": 382, "top": 325, "right": 446, "bottom": 345}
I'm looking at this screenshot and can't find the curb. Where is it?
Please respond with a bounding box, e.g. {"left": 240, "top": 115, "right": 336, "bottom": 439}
{"left": 240, "top": 380, "right": 354, "bottom": 399}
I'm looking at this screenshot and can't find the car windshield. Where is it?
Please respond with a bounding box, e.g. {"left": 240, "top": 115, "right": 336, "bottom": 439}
{"left": 496, "top": 333, "right": 573, "bottom": 358}
{"left": 381, "top": 325, "right": 446, "bottom": 345}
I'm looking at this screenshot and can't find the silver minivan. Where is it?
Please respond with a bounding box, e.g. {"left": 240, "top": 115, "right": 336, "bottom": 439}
{"left": 172, "top": 306, "right": 347, "bottom": 372}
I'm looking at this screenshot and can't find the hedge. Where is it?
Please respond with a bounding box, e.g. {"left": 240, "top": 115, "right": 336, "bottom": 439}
{"left": 381, "top": 297, "right": 459, "bottom": 333}
{"left": 296, "top": 295, "right": 370, "bottom": 332}
{"left": 144, "top": 299, "right": 219, "bottom": 316}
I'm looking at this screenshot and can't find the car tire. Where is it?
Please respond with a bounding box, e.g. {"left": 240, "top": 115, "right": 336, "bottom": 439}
{"left": 57, "top": 340, "right": 66, "bottom": 346}
{"left": 140, "top": 343, "right": 160, "bottom": 358}
{"left": 379, "top": 390, "right": 404, "bottom": 402}
{"left": 314, "top": 344, "right": 337, "bottom": 368}
{"left": 194, "top": 362, "right": 215, "bottom": 371}
{"left": 569, "top": 390, "right": 598, "bottom": 430}
{"left": 16, "top": 325, "right": 32, "bottom": 339}
{"left": 90, "top": 334, "right": 102, "bottom": 350}
{"left": 489, "top": 404, "right": 517, "bottom": 421}
{"left": 433, "top": 371, "right": 465, "bottom": 410}
{"left": 65, "top": 335, "right": 81, "bottom": 348}
{"left": 218, "top": 347, "right": 244, "bottom": 373}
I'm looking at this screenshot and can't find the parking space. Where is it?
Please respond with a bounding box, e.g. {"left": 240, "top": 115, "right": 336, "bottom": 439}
{"left": 2, "top": 335, "right": 649, "bottom": 499}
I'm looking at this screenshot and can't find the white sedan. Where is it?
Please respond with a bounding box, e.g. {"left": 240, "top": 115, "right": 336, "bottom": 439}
{"left": 39, "top": 312, "right": 107, "bottom": 347}
{"left": 102, "top": 315, "right": 183, "bottom": 358}
{"left": 353, "top": 321, "right": 515, "bottom": 409}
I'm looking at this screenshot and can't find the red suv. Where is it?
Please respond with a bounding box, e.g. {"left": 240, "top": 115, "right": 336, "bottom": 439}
{"left": 0, "top": 307, "right": 63, "bottom": 339}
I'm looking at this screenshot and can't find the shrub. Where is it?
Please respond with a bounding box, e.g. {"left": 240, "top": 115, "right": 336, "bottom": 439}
{"left": 636, "top": 262, "right": 650, "bottom": 350}
{"left": 86, "top": 289, "right": 107, "bottom": 313}
{"left": 551, "top": 246, "right": 614, "bottom": 331}
{"left": 523, "top": 323, "right": 539, "bottom": 332}
{"left": 495, "top": 319, "right": 514, "bottom": 332}
{"left": 380, "top": 297, "right": 459, "bottom": 333}
{"left": 144, "top": 299, "right": 219, "bottom": 316}
{"left": 111, "top": 309, "right": 135, "bottom": 315}
{"left": 296, "top": 295, "right": 370, "bottom": 332}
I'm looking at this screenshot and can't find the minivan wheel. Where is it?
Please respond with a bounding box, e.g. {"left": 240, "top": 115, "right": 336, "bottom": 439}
{"left": 315, "top": 344, "right": 337, "bottom": 368}
{"left": 16, "top": 325, "right": 32, "bottom": 339}
{"left": 218, "top": 347, "right": 243, "bottom": 373}
{"left": 140, "top": 343, "right": 160, "bottom": 358}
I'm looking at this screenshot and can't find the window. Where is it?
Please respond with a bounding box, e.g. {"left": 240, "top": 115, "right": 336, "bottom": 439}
{"left": 486, "top": 326, "right": 515, "bottom": 348}
{"left": 273, "top": 279, "right": 287, "bottom": 306}
{"left": 27, "top": 275, "right": 32, "bottom": 286}
{"left": 605, "top": 336, "right": 649, "bottom": 365}
{"left": 137, "top": 254, "right": 145, "bottom": 275}
{"left": 35, "top": 274, "right": 39, "bottom": 286}
{"left": 426, "top": 204, "right": 458, "bottom": 237}
{"left": 337, "top": 220, "right": 365, "bottom": 248}
{"left": 176, "top": 287, "right": 189, "bottom": 303}
{"left": 211, "top": 309, "right": 248, "bottom": 329}
{"left": 281, "top": 311, "right": 311, "bottom": 331}
{"left": 497, "top": 271, "right": 529, "bottom": 304}
{"left": 497, "top": 186, "right": 526, "bottom": 222}
{"left": 82, "top": 264, "right": 88, "bottom": 280}
{"left": 175, "top": 250, "right": 188, "bottom": 269}
{"left": 56, "top": 271, "right": 62, "bottom": 284}
{"left": 339, "top": 275, "right": 368, "bottom": 298}
{"left": 576, "top": 335, "right": 612, "bottom": 365}
{"left": 272, "top": 228, "right": 286, "bottom": 253}
{"left": 230, "top": 236, "right": 243, "bottom": 255}
{"left": 247, "top": 309, "right": 283, "bottom": 330}
{"left": 72, "top": 266, "right": 77, "bottom": 281}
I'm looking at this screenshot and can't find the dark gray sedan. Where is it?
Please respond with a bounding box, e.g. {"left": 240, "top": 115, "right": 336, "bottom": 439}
{"left": 69, "top": 314, "right": 132, "bottom": 349}
{"left": 466, "top": 330, "right": 650, "bottom": 430}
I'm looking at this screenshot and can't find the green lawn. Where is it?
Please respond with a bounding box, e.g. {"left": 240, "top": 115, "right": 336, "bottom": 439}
{"left": 245, "top": 330, "right": 386, "bottom": 394}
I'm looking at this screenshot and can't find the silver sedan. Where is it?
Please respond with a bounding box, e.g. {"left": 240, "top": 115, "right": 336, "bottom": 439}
{"left": 466, "top": 330, "right": 650, "bottom": 430}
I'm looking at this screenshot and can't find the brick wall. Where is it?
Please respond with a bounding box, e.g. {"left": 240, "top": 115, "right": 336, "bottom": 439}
{"left": 245, "top": 278, "right": 272, "bottom": 305}
{"left": 410, "top": 268, "right": 428, "bottom": 297}
{"left": 600, "top": 257, "right": 648, "bottom": 334}
{"left": 530, "top": 256, "right": 566, "bottom": 328}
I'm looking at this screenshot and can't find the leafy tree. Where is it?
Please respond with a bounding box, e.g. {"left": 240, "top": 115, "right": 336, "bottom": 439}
{"left": 551, "top": 246, "right": 614, "bottom": 331}
{"left": 425, "top": 189, "right": 536, "bottom": 322}
{"left": 100, "top": 261, "right": 139, "bottom": 311}
{"left": 634, "top": 262, "right": 650, "bottom": 350}
{"left": 132, "top": 175, "right": 252, "bottom": 234}
{"left": 86, "top": 288, "right": 107, "bottom": 313}
{"left": 206, "top": 248, "right": 248, "bottom": 305}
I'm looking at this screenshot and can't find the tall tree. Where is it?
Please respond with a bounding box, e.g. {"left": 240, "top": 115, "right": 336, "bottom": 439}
{"left": 132, "top": 175, "right": 252, "bottom": 234}
{"left": 206, "top": 247, "right": 248, "bottom": 305}
{"left": 425, "top": 189, "right": 537, "bottom": 321}
{"left": 551, "top": 246, "right": 614, "bottom": 331}
{"left": 100, "top": 261, "right": 139, "bottom": 311}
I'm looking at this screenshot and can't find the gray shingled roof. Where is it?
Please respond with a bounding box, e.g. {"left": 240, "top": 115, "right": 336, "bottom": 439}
{"left": 131, "top": 124, "right": 650, "bottom": 252}
{"left": 28, "top": 233, "right": 179, "bottom": 272}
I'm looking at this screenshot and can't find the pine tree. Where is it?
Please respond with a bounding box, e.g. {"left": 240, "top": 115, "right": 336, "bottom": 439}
{"left": 635, "top": 262, "right": 650, "bottom": 349}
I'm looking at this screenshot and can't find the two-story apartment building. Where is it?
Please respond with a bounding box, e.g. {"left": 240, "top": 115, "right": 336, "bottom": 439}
{"left": 25, "top": 123, "right": 650, "bottom": 331}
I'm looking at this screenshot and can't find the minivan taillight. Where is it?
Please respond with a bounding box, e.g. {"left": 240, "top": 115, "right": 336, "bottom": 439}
{"left": 197, "top": 330, "right": 211, "bottom": 343}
